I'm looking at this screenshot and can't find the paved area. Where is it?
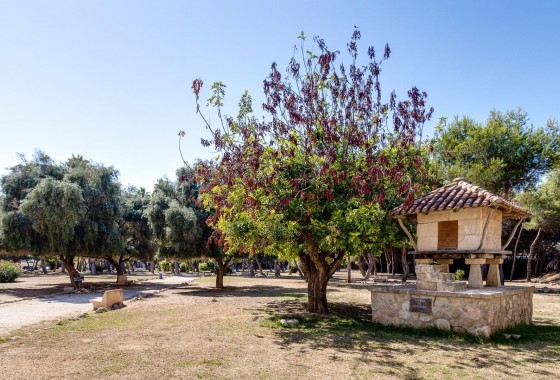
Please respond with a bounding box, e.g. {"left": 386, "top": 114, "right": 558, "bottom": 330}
{"left": 0, "top": 275, "right": 197, "bottom": 335}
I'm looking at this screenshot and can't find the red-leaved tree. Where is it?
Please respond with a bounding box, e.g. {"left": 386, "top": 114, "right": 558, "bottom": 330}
{"left": 193, "top": 29, "right": 432, "bottom": 313}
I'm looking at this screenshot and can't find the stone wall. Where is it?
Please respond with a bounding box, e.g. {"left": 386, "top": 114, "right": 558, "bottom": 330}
{"left": 416, "top": 207, "right": 502, "bottom": 251}
{"left": 371, "top": 286, "right": 533, "bottom": 337}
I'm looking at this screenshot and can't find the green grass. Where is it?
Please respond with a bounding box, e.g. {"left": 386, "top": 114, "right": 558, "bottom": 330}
{"left": 262, "top": 313, "right": 560, "bottom": 347}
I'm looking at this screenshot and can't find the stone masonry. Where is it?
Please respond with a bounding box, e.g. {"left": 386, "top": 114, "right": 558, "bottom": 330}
{"left": 370, "top": 285, "right": 533, "bottom": 337}
{"left": 415, "top": 264, "right": 467, "bottom": 291}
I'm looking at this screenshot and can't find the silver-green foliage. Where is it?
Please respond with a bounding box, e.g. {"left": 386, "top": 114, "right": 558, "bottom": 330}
{"left": 0, "top": 152, "right": 124, "bottom": 259}
{"left": 20, "top": 178, "right": 85, "bottom": 254}
{"left": 147, "top": 176, "right": 203, "bottom": 260}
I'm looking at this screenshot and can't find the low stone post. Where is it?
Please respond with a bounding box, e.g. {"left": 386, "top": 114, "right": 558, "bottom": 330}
{"left": 465, "top": 258, "right": 485, "bottom": 289}
{"left": 436, "top": 259, "right": 454, "bottom": 273}
{"left": 486, "top": 258, "right": 504, "bottom": 287}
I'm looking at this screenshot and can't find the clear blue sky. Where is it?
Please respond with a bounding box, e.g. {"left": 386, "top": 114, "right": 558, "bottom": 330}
{"left": 1, "top": 1, "right": 559, "bottom": 192}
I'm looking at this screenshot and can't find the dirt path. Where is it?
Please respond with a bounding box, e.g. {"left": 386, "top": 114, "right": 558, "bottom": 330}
{"left": 0, "top": 274, "right": 197, "bottom": 335}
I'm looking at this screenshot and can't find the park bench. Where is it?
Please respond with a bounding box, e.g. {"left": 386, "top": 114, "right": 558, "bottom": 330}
{"left": 91, "top": 289, "right": 124, "bottom": 310}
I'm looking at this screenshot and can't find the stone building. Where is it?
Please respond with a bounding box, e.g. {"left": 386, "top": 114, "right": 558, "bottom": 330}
{"left": 369, "top": 179, "right": 534, "bottom": 337}
{"left": 389, "top": 178, "right": 531, "bottom": 288}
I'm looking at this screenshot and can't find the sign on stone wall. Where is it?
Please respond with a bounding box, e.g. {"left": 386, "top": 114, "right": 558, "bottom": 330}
{"left": 410, "top": 297, "right": 433, "bottom": 314}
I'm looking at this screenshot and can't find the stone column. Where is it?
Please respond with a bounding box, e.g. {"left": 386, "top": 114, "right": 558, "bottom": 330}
{"left": 414, "top": 258, "right": 434, "bottom": 265}
{"left": 465, "top": 258, "right": 486, "bottom": 289}
{"left": 485, "top": 258, "right": 504, "bottom": 287}
{"left": 435, "top": 259, "right": 454, "bottom": 273}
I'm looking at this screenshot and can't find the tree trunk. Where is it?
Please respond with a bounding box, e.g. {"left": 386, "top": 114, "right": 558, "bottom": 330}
{"left": 373, "top": 256, "right": 378, "bottom": 276}
{"left": 347, "top": 259, "right": 352, "bottom": 283}
{"left": 364, "top": 253, "right": 375, "bottom": 280}
{"left": 401, "top": 244, "right": 410, "bottom": 282}
{"left": 357, "top": 254, "right": 367, "bottom": 277}
{"left": 214, "top": 257, "right": 231, "bottom": 289}
{"left": 60, "top": 260, "right": 66, "bottom": 273}
{"left": 106, "top": 256, "right": 125, "bottom": 276}
{"left": 274, "top": 260, "right": 280, "bottom": 277}
{"left": 64, "top": 255, "right": 80, "bottom": 289}
{"left": 299, "top": 248, "right": 345, "bottom": 314}
{"left": 41, "top": 258, "right": 48, "bottom": 274}
{"left": 509, "top": 226, "right": 523, "bottom": 281}
{"left": 255, "top": 256, "right": 264, "bottom": 275}
{"left": 384, "top": 246, "right": 392, "bottom": 274}
{"left": 89, "top": 259, "right": 97, "bottom": 275}
{"left": 296, "top": 260, "right": 305, "bottom": 280}
{"left": 527, "top": 228, "right": 542, "bottom": 282}
{"left": 392, "top": 249, "right": 396, "bottom": 276}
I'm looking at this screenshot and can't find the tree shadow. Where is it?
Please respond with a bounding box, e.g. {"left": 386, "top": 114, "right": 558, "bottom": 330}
{"left": 173, "top": 284, "right": 316, "bottom": 299}
{"left": 257, "top": 297, "right": 560, "bottom": 379}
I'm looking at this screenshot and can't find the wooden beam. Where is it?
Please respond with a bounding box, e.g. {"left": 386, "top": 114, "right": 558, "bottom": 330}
{"left": 502, "top": 218, "right": 524, "bottom": 250}
{"left": 397, "top": 217, "right": 418, "bottom": 252}
{"left": 477, "top": 208, "right": 494, "bottom": 250}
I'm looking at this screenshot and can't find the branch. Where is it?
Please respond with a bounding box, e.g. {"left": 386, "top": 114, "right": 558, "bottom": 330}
{"left": 502, "top": 218, "right": 524, "bottom": 250}
{"left": 478, "top": 208, "right": 495, "bottom": 250}
{"left": 396, "top": 217, "right": 418, "bottom": 252}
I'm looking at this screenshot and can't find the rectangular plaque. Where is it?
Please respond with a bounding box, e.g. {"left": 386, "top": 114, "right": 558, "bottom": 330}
{"left": 409, "top": 297, "right": 433, "bottom": 314}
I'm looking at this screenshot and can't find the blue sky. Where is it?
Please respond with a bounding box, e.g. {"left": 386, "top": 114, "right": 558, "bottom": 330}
{"left": 1, "top": 1, "right": 559, "bottom": 192}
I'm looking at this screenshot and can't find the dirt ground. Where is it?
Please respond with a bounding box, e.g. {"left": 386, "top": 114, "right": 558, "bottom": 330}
{"left": 0, "top": 271, "right": 161, "bottom": 303}
{"left": 1, "top": 272, "right": 559, "bottom": 380}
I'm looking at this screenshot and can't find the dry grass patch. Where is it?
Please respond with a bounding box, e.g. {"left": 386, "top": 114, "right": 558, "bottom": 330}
{"left": 1, "top": 274, "right": 559, "bottom": 379}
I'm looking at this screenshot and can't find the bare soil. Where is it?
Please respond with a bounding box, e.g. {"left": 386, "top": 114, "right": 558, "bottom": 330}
{"left": 0, "top": 271, "right": 161, "bottom": 303}
{"left": 1, "top": 273, "right": 559, "bottom": 380}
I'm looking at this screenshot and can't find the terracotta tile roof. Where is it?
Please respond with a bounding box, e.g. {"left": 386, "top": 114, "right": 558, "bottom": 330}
{"left": 389, "top": 178, "right": 531, "bottom": 220}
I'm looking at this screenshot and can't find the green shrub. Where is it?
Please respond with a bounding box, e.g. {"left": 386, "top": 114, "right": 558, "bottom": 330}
{"left": 455, "top": 269, "right": 465, "bottom": 281}
{"left": 290, "top": 266, "right": 298, "bottom": 274}
{"left": 198, "top": 262, "right": 212, "bottom": 272}
{"left": 0, "top": 260, "right": 22, "bottom": 283}
{"left": 159, "top": 260, "right": 172, "bottom": 272}
{"left": 95, "top": 264, "right": 104, "bottom": 273}
{"left": 180, "top": 262, "right": 189, "bottom": 272}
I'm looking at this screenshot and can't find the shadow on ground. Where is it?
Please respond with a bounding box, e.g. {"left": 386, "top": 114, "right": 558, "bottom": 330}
{"left": 255, "top": 296, "right": 560, "bottom": 379}
{"left": 174, "top": 284, "right": 314, "bottom": 299}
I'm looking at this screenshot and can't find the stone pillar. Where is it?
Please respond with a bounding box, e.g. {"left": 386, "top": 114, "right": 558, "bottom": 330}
{"left": 414, "top": 258, "right": 434, "bottom": 265}
{"left": 465, "top": 258, "right": 486, "bottom": 289}
{"left": 435, "top": 259, "right": 454, "bottom": 273}
{"left": 486, "top": 258, "right": 504, "bottom": 287}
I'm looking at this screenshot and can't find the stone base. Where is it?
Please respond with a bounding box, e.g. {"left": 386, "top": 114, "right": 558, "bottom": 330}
{"left": 370, "top": 286, "right": 533, "bottom": 337}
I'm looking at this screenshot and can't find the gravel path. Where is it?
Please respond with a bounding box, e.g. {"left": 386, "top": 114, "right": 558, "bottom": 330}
{"left": 0, "top": 275, "right": 197, "bottom": 335}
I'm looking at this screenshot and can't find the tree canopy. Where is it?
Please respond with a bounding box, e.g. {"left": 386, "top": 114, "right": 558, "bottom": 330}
{"left": 432, "top": 109, "right": 560, "bottom": 197}
{"left": 0, "top": 152, "right": 125, "bottom": 286}
{"left": 193, "top": 29, "right": 433, "bottom": 312}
